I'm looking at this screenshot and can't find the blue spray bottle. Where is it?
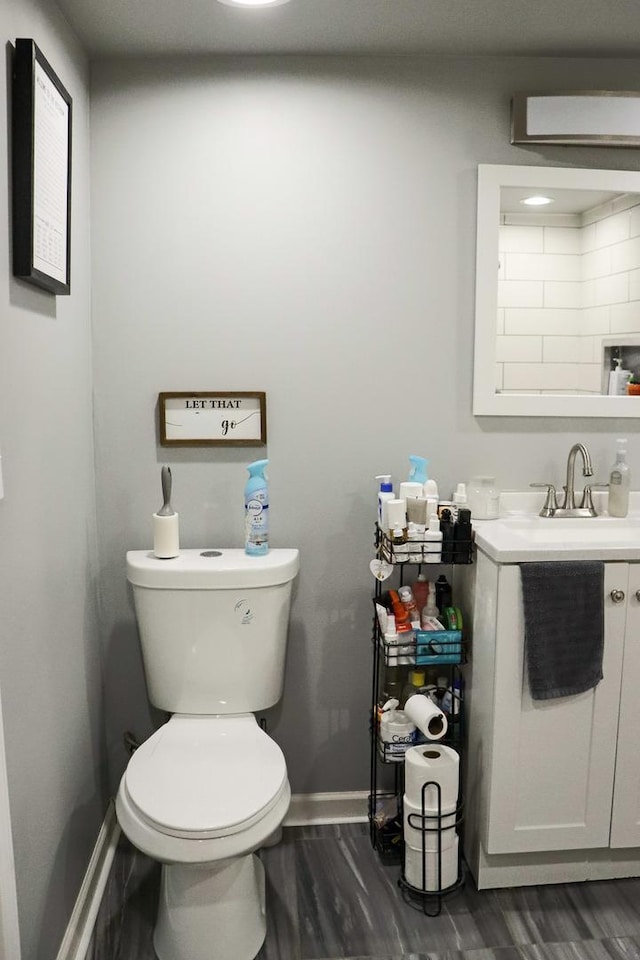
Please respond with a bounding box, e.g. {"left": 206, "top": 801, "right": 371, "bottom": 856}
{"left": 245, "top": 459, "right": 269, "bottom": 556}
{"left": 408, "top": 455, "right": 428, "bottom": 484}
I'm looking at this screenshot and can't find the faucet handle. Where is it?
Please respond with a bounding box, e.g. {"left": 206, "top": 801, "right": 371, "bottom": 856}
{"left": 530, "top": 483, "right": 558, "bottom": 517}
{"left": 580, "top": 482, "right": 609, "bottom": 514}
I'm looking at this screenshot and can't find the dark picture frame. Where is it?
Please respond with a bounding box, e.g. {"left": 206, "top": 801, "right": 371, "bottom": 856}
{"left": 159, "top": 392, "right": 267, "bottom": 447}
{"left": 11, "top": 39, "right": 72, "bottom": 295}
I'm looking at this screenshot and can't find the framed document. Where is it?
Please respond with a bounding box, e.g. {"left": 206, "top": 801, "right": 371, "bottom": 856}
{"left": 12, "top": 39, "right": 72, "bottom": 295}
{"left": 159, "top": 392, "right": 267, "bottom": 447}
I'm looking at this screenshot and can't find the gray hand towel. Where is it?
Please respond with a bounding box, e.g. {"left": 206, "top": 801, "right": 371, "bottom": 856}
{"left": 519, "top": 561, "right": 604, "bottom": 701}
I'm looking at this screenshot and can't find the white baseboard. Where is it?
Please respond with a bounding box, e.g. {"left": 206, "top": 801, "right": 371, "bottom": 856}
{"left": 284, "top": 791, "right": 369, "bottom": 826}
{"left": 55, "top": 799, "right": 121, "bottom": 960}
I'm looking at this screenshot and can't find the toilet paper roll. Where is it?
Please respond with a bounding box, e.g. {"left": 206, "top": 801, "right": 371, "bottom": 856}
{"left": 404, "top": 833, "right": 459, "bottom": 892}
{"left": 153, "top": 512, "right": 180, "bottom": 559}
{"left": 403, "top": 743, "right": 460, "bottom": 809}
{"left": 403, "top": 694, "right": 448, "bottom": 742}
{"left": 403, "top": 793, "right": 457, "bottom": 850}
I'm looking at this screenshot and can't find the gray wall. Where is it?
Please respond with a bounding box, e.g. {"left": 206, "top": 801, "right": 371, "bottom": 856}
{"left": 1, "top": 1, "right": 106, "bottom": 958}
{"left": 91, "top": 56, "right": 640, "bottom": 798}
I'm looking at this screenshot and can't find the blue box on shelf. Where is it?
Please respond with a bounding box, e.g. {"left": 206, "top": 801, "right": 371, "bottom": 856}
{"left": 415, "top": 629, "right": 462, "bottom": 666}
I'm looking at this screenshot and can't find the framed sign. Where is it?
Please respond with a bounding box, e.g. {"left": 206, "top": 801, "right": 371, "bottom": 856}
{"left": 159, "top": 392, "right": 267, "bottom": 447}
{"left": 12, "top": 39, "right": 72, "bottom": 295}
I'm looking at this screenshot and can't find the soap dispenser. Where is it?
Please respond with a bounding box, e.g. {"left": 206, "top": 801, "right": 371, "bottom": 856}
{"left": 608, "top": 438, "right": 630, "bottom": 518}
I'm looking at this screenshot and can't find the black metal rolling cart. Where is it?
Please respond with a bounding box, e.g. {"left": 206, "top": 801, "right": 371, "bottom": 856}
{"left": 368, "top": 522, "right": 472, "bottom": 915}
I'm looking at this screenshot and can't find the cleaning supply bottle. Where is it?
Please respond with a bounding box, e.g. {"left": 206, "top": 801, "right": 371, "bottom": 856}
{"left": 424, "top": 514, "right": 442, "bottom": 563}
{"left": 398, "top": 586, "right": 421, "bottom": 628}
{"left": 608, "top": 438, "right": 631, "bottom": 518}
{"left": 435, "top": 574, "right": 452, "bottom": 613}
{"left": 411, "top": 573, "right": 429, "bottom": 615}
{"left": 376, "top": 475, "right": 394, "bottom": 530}
{"left": 453, "top": 507, "right": 472, "bottom": 563}
{"left": 400, "top": 669, "right": 427, "bottom": 708}
{"left": 408, "top": 455, "right": 428, "bottom": 485}
{"left": 244, "top": 459, "right": 269, "bottom": 555}
{"left": 440, "top": 508, "right": 455, "bottom": 563}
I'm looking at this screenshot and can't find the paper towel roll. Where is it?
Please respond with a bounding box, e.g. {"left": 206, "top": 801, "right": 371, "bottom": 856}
{"left": 403, "top": 743, "right": 460, "bottom": 808}
{"left": 153, "top": 512, "right": 180, "bottom": 559}
{"left": 404, "top": 833, "right": 459, "bottom": 892}
{"left": 403, "top": 793, "right": 457, "bottom": 851}
{"left": 403, "top": 694, "right": 447, "bottom": 742}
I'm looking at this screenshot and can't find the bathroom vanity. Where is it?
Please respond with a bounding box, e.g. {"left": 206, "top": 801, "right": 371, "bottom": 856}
{"left": 455, "top": 504, "right": 640, "bottom": 889}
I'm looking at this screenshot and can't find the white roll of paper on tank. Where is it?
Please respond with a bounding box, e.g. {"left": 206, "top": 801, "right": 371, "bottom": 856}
{"left": 153, "top": 465, "right": 180, "bottom": 559}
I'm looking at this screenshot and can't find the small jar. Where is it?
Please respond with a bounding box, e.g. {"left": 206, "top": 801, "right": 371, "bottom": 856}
{"left": 467, "top": 476, "right": 500, "bottom": 520}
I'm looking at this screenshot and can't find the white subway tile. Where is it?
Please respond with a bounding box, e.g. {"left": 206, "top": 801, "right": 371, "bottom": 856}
{"left": 595, "top": 209, "right": 631, "bottom": 247}
{"left": 496, "top": 335, "right": 542, "bottom": 362}
{"left": 496, "top": 308, "right": 505, "bottom": 336}
{"left": 544, "top": 226, "right": 581, "bottom": 255}
{"left": 503, "top": 252, "right": 545, "bottom": 281}
{"left": 581, "top": 246, "right": 611, "bottom": 281}
{"left": 582, "top": 305, "right": 611, "bottom": 335}
{"left": 542, "top": 335, "right": 593, "bottom": 363}
{"left": 575, "top": 363, "right": 603, "bottom": 394}
{"left": 630, "top": 268, "right": 640, "bottom": 300}
{"left": 581, "top": 279, "right": 596, "bottom": 308}
{"left": 630, "top": 204, "right": 640, "bottom": 240}
{"left": 581, "top": 221, "right": 597, "bottom": 254}
{"left": 544, "top": 281, "right": 581, "bottom": 309}
{"left": 504, "top": 308, "right": 580, "bottom": 336}
{"left": 502, "top": 362, "right": 579, "bottom": 391}
{"left": 594, "top": 273, "right": 629, "bottom": 306}
{"left": 610, "top": 300, "right": 640, "bottom": 334}
{"left": 498, "top": 280, "right": 544, "bottom": 308}
{"left": 611, "top": 236, "right": 640, "bottom": 273}
{"left": 499, "top": 224, "right": 543, "bottom": 253}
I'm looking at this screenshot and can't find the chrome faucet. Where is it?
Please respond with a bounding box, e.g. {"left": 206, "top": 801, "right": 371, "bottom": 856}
{"left": 563, "top": 442, "right": 593, "bottom": 511}
{"left": 530, "top": 442, "right": 599, "bottom": 518}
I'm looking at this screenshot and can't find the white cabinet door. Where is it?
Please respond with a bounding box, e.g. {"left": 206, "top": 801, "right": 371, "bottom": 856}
{"left": 486, "top": 562, "right": 627, "bottom": 855}
{"left": 610, "top": 562, "right": 640, "bottom": 848}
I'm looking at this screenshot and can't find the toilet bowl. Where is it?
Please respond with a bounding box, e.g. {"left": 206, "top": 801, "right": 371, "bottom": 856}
{"left": 120, "top": 547, "right": 300, "bottom": 960}
{"left": 116, "top": 714, "right": 291, "bottom": 960}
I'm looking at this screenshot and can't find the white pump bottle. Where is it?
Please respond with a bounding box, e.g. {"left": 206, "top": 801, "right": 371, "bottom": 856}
{"left": 608, "top": 438, "right": 630, "bottom": 518}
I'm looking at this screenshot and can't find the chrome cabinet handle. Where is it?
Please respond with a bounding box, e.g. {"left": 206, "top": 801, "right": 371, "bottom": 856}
{"left": 611, "top": 589, "right": 626, "bottom": 603}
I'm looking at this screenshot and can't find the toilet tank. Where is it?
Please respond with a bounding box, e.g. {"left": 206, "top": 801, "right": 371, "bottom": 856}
{"left": 126, "top": 548, "right": 299, "bottom": 714}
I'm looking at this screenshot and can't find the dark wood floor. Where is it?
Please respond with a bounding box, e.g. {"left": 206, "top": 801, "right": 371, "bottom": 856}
{"left": 87, "top": 823, "right": 640, "bottom": 960}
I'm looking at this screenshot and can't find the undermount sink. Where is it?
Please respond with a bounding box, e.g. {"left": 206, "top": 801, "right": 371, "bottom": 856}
{"left": 474, "top": 513, "right": 640, "bottom": 562}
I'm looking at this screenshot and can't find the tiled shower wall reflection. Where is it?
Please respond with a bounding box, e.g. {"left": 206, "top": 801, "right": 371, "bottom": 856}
{"left": 496, "top": 197, "right": 640, "bottom": 394}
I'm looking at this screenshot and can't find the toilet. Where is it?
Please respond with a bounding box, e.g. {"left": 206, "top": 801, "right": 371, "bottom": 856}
{"left": 116, "top": 547, "right": 300, "bottom": 960}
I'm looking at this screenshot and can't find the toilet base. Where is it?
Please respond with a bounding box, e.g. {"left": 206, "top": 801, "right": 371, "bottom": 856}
{"left": 154, "top": 853, "right": 266, "bottom": 960}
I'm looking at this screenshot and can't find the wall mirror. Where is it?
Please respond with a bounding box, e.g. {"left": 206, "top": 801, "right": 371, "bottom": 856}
{"left": 473, "top": 163, "right": 640, "bottom": 417}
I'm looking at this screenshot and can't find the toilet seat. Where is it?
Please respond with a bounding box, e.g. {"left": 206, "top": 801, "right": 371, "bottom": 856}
{"left": 123, "top": 714, "right": 288, "bottom": 840}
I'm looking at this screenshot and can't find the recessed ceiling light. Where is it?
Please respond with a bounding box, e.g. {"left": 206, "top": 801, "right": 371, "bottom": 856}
{"left": 217, "top": 0, "right": 291, "bottom": 7}
{"left": 520, "top": 195, "right": 554, "bottom": 206}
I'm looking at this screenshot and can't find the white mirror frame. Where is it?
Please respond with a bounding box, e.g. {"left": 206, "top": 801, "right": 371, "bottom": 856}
{"left": 473, "top": 163, "right": 640, "bottom": 417}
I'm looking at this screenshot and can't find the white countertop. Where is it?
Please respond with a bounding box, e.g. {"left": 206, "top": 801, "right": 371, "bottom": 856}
{"left": 473, "top": 491, "right": 640, "bottom": 563}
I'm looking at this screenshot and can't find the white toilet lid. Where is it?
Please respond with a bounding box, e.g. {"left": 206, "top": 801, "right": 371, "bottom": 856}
{"left": 124, "top": 716, "right": 288, "bottom": 839}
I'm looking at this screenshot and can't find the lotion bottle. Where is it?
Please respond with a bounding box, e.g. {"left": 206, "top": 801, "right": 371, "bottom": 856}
{"left": 608, "top": 438, "right": 631, "bottom": 518}
{"left": 376, "top": 475, "right": 394, "bottom": 530}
